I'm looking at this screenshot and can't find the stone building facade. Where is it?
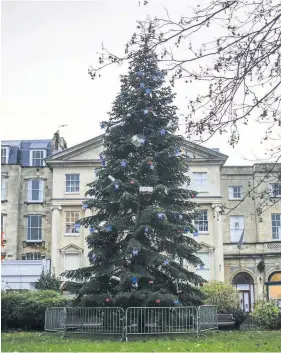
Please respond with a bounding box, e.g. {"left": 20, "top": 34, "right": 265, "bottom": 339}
{"left": 2, "top": 133, "right": 280, "bottom": 308}
{"left": 45, "top": 135, "right": 228, "bottom": 284}
{"left": 221, "top": 165, "right": 281, "bottom": 311}
{"left": 1, "top": 132, "right": 66, "bottom": 264}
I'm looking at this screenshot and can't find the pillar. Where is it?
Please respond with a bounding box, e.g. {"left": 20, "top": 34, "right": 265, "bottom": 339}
{"left": 51, "top": 206, "right": 62, "bottom": 275}
{"left": 212, "top": 203, "right": 225, "bottom": 282}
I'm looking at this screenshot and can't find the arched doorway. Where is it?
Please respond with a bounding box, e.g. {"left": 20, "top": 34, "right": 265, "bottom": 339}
{"left": 232, "top": 272, "right": 254, "bottom": 312}
{"left": 267, "top": 272, "right": 281, "bottom": 308}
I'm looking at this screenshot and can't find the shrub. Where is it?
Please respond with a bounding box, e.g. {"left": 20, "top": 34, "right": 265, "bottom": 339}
{"left": 35, "top": 270, "right": 61, "bottom": 291}
{"left": 1, "top": 290, "right": 71, "bottom": 331}
{"left": 250, "top": 300, "right": 279, "bottom": 329}
{"left": 202, "top": 281, "right": 240, "bottom": 312}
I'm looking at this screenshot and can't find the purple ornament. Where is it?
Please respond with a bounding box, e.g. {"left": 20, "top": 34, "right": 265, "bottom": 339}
{"left": 160, "top": 129, "right": 166, "bottom": 135}
{"left": 120, "top": 160, "right": 127, "bottom": 167}
{"left": 157, "top": 213, "right": 165, "bottom": 220}
{"left": 132, "top": 250, "right": 139, "bottom": 256}
{"left": 163, "top": 259, "right": 169, "bottom": 265}
{"left": 106, "top": 225, "right": 112, "bottom": 232}
{"left": 145, "top": 88, "right": 151, "bottom": 94}
{"left": 140, "top": 83, "right": 145, "bottom": 88}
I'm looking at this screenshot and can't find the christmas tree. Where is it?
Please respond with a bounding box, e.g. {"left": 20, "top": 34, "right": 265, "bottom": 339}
{"left": 63, "top": 30, "right": 205, "bottom": 308}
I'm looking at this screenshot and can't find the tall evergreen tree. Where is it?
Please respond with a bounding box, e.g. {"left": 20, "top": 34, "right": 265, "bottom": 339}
{"left": 63, "top": 29, "right": 204, "bottom": 307}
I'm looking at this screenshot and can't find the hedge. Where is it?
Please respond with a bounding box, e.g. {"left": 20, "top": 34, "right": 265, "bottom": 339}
{"left": 1, "top": 290, "right": 71, "bottom": 330}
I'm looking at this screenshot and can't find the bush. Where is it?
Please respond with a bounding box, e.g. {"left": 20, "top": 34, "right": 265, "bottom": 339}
{"left": 35, "top": 270, "right": 61, "bottom": 291}
{"left": 250, "top": 300, "right": 279, "bottom": 329}
{"left": 1, "top": 290, "right": 71, "bottom": 331}
{"left": 202, "top": 281, "right": 240, "bottom": 312}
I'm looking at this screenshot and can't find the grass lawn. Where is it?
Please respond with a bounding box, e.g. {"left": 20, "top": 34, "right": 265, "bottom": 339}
{"left": 1, "top": 330, "right": 281, "bottom": 352}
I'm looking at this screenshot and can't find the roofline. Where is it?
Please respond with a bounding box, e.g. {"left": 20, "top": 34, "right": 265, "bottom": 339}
{"left": 45, "top": 134, "right": 104, "bottom": 163}
{"left": 1, "top": 139, "right": 51, "bottom": 144}
{"left": 183, "top": 140, "right": 228, "bottom": 160}
{"left": 46, "top": 134, "right": 228, "bottom": 166}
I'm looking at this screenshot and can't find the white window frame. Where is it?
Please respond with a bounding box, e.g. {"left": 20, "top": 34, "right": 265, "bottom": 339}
{"left": 25, "top": 252, "right": 42, "bottom": 260}
{"left": 196, "top": 252, "right": 211, "bottom": 281}
{"left": 1, "top": 177, "right": 6, "bottom": 201}
{"left": 269, "top": 183, "right": 281, "bottom": 198}
{"left": 271, "top": 213, "right": 281, "bottom": 240}
{"left": 194, "top": 210, "right": 209, "bottom": 233}
{"left": 1, "top": 147, "right": 9, "bottom": 164}
{"left": 229, "top": 186, "right": 243, "bottom": 200}
{"left": 192, "top": 172, "right": 208, "bottom": 191}
{"left": 27, "top": 179, "right": 44, "bottom": 203}
{"left": 65, "top": 211, "right": 80, "bottom": 236}
{"left": 1, "top": 213, "right": 5, "bottom": 235}
{"left": 29, "top": 149, "right": 47, "bottom": 167}
{"left": 230, "top": 215, "right": 244, "bottom": 243}
{"left": 65, "top": 174, "right": 80, "bottom": 194}
{"left": 27, "top": 215, "right": 43, "bottom": 242}
{"left": 196, "top": 252, "right": 210, "bottom": 270}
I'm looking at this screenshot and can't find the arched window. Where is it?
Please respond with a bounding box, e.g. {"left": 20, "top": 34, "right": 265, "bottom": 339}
{"left": 268, "top": 272, "right": 281, "bottom": 308}
{"left": 269, "top": 272, "right": 281, "bottom": 282}
{"left": 232, "top": 272, "right": 254, "bottom": 312}
{"left": 233, "top": 272, "right": 254, "bottom": 284}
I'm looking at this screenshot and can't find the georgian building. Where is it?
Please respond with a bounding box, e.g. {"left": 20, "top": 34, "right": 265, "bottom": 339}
{"left": 1, "top": 132, "right": 66, "bottom": 289}
{"left": 45, "top": 135, "right": 228, "bottom": 283}
{"left": 221, "top": 165, "right": 281, "bottom": 311}
{"left": 2, "top": 133, "right": 281, "bottom": 308}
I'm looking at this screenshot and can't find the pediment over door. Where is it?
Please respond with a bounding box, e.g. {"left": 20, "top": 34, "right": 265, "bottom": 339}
{"left": 60, "top": 243, "right": 83, "bottom": 253}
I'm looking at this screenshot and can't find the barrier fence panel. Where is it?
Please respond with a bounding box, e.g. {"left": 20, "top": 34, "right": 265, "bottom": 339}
{"left": 125, "top": 307, "right": 198, "bottom": 337}
{"left": 45, "top": 307, "right": 124, "bottom": 335}
{"left": 44, "top": 305, "right": 217, "bottom": 338}
{"left": 65, "top": 307, "right": 124, "bottom": 334}
{"left": 198, "top": 305, "right": 218, "bottom": 332}
{"left": 45, "top": 307, "right": 67, "bottom": 332}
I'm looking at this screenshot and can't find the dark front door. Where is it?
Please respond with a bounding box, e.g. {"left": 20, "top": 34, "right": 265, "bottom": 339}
{"left": 239, "top": 290, "right": 251, "bottom": 312}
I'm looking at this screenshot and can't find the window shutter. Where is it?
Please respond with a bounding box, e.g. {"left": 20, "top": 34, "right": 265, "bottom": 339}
{"left": 240, "top": 216, "right": 245, "bottom": 229}
{"left": 1, "top": 178, "right": 5, "bottom": 200}
{"left": 230, "top": 216, "right": 237, "bottom": 229}
{"left": 27, "top": 180, "right": 32, "bottom": 201}
{"left": 39, "top": 180, "right": 44, "bottom": 202}
{"left": 278, "top": 227, "right": 281, "bottom": 240}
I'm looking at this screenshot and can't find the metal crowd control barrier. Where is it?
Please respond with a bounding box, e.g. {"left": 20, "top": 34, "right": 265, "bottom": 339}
{"left": 198, "top": 305, "right": 218, "bottom": 332}
{"left": 44, "top": 307, "right": 67, "bottom": 332}
{"left": 45, "top": 307, "right": 124, "bottom": 336}
{"left": 44, "top": 305, "right": 217, "bottom": 339}
{"left": 125, "top": 306, "right": 198, "bottom": 336}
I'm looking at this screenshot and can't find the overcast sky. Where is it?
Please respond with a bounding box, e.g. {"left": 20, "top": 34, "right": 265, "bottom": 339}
{"left": 1, "top": 0, "right": 273, "bottom": 165}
